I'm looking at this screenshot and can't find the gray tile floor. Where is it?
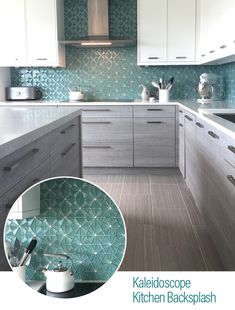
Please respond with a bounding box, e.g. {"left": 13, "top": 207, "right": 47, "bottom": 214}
{"left": 84, "top": 168, "right": 225, "bottom": 271}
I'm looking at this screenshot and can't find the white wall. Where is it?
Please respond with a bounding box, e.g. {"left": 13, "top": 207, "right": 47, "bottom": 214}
{"left": 0, "top": 67, "right": 10, "bottom": 100}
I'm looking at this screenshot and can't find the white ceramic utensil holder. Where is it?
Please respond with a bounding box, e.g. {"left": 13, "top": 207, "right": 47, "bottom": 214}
{"left": 159, "top": 89, "right": 169, "bottom": 103}
{"left": 12, "top": 266, "right": 26, "bottom": 281}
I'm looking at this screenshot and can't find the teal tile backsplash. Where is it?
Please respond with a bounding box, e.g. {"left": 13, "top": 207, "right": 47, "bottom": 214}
{"left": 5, "top": 178, "right": 126, "bottom": 281}
{"left": 11, "top": 0, "right": 234, "bottom": 103}
{"left": 220, "top": 62, "right": 235, "bottom": 103}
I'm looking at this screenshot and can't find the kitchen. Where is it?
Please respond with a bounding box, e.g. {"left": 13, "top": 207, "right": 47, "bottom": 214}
{"left": 0, "top": 0, "right": 235, "bottom": 296}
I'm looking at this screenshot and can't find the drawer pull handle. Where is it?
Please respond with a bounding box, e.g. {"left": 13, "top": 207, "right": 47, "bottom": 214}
{"left": 36, "top": 58, "right": 48, "bottom": 61}
{"left": 196, "top": 122, "right": 204, "bottom": 128}
{"left": 185, "top": 115, "right": 193, "bottom": 121}
{"left": 220, "top": 45, "right": 227, "bottom": 49}
{"left": 228, "top": 145, "right": 235, "bottom": 154}
{"left": 148, "top": 57, "right": 159, "bottom": 60}
{"left": 227, "top": 175, "right": 235, "bottom": 186}
{"left": 82, "top": 109, "right": 111, "bottom": 112}
{"left": 176, "top": 56, "right": 187, "bottom": 59}
{"left": 208, "top": 131, "right": 219, "bottom": 139}
{"left": 60, "top": 124, "right": 75, "bottom": 134}
{"left": 179, "top": 110, "right": 183, "bottom": 113}
{"left": 147, "top": 121, "right": 163, "bottom": 124}
{"left": 147, "top": 108, "right": 163, "bottom": 111}
{"left": 4, "top": 148, "right": 39, "bottom": 172}
{"left": 82, "top": 121, "right": 111, "bottom": 125}
{"left": 209, "top": 50, "right": 215, "bottom": 54}
{"left": 83, "top": 146, "right": 112, "bottom": 149}
{"left": 61, "top": 143, "right": 76, "bottom": 156}
{"left": 201, "top": 54, "right": 206, "bottom": 57}
{"left": 179, "top": 123, "right": 183, "bottom": 127}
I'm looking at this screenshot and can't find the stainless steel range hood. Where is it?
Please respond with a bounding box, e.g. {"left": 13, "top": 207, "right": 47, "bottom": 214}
{"left": 61, "top": 0, "right": 135, "bottom": 48}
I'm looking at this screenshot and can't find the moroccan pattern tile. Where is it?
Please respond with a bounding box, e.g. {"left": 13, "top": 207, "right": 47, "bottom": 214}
{"left": 5, "top": 178, "right": 126, "bottom": 281}
{"left": 10, "top": 0, "right": 223, "bottom": 102}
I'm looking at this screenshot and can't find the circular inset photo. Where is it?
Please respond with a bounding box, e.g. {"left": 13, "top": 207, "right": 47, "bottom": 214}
{"left": 4, "top": 177, "right": 126, "bottom": 298}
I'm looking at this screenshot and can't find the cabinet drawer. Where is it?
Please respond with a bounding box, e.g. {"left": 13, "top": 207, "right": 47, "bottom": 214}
{"left": 134, "top": 105, "right": 175, "bottom": 118}
{"left": 83, "top": 144, "right": 133, "bottom": 167}
{"left": 50, "top": 142, "right": 80, "bottom": 177}
{"left": 207, "top": 159, "right": 235, "bottom": 270}
{"left": 50, "top": 118, "right": 79, "bottom": 151}
{"left": 218, "top": 130, "right": 235, "bottom": 168}
{"left": 79, "top": 106, "right": 132, "bottom": 118}
{"left": 134, "top": 118, "right": 176, "bottom": 166}
{"left": 0, "top": 136, "right": 49, "bottom": 198}
{"left": 49, "top": 117, "right": 81, "bottom": 177}
{"left": 82, "top": 118, "right": 132, "bottom": 144}
{"left": 0, "top": 159, "right": 50, "bottom": 271}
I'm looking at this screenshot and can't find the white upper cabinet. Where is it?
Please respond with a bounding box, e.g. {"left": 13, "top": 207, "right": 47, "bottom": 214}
{"left": 8, "top": 185, "right": 40, "bottom": 220}
{"left": 0, "top": 0, "right": 27, "bottom": 67}
{"left": 138, "top": 0, "right": 196, "bottom": 65}
{"left": 25, "top": 0, "right": 65, "bottom": 67}
{"left": 167, "top": 0, "right": 196, "bottom": 62}
{"left": 138, "top": 0, "right": 167, "bottom": 64}
{"left": 0, "top": 0, "right": 65, "bottom": 67}
{"left": 197, "top": 0, "right": 235, "bottom": 64}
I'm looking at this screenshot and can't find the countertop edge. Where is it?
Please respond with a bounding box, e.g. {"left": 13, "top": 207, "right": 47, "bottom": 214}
{"left": 0, "top": 108, "right": 81, "bottom": 160}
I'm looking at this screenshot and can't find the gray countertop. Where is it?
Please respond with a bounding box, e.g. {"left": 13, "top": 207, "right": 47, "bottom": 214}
{"left": 0, "top": 99, "right": 234, "bottom": 138}
{"left": 0, "top": 106, "right": 81, "bottom": 159}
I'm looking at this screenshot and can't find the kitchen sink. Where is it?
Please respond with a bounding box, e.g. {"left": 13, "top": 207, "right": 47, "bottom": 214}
{"left": 213, "top": 113, "right": 235, "bottom": 124}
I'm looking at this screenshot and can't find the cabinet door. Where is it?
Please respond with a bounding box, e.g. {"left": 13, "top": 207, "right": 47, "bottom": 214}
{"left": 168, "top": 0, "right": 196, "bottom": 62}
{"left": 82, "top": 118, "right": 133, "bottom": 167}
{"left": 50, "top": 117, "right": 82, "bottom": 177}
{"left": 138, "top": 0, "right": 167, "bottom": 65}
{"left": 134, "top": 118, "right": 176, "bottom": 167}
{"left": 178, "top": 112, "right": 185, "bottom": 178}
{"left": 207, "top": 158, "right": 235, "bottom": 270}
{"left": 197, "top": 0, "right": 216, "bottom": 62}
{"left": 184, "top": 112, "right": 196, "bottom": 193}
{"left": 0, "top": 0, "right": 27, "bottom": 66}
{"left": 25, "top": 0, "right": 59, "bottom": 66}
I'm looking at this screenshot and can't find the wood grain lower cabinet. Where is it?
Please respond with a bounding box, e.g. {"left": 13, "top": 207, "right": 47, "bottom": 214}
{"left": 184, "top": 111, "right": 197, "bottom": 191}
{"left": 184, "top": 111, "right": 235, "bottom": 270}
{"left": 178, "top": 108, "right": 185, "bottom": 177}
{"left": 134, "top": 117, "right": 176, "bottom": 167}
{"left": 207, "top": 158, "right": 235, "bottom": 270}
{"left": 82, "top": 118, "right": 133, "bottom": 167}
{"left": 50, "top": 116, "right": 82, "bottom": 177}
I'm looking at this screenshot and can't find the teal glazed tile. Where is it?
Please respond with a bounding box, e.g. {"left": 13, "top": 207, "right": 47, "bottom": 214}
{"left": 10, "top": 0, "right": 224, "bottom": 102}
{"left": 5, "top": 178, "right": 126, "bottom": 282}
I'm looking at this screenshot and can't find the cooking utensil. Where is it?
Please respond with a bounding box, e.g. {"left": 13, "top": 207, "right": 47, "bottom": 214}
{"left": 43, "top": 253, "right": 74, "bottom": 293}
{"left": 151, "top": 80, "right": 161, "bottom": 89}
{"left": 19, "top": 237, "right": 37, "bottom": 266}
{"left": 166, "top": 77, "right": 174, "bottom": 90}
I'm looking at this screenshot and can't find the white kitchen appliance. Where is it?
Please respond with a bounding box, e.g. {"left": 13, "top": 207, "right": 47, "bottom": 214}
{"left": 43, "top": 254, "right": 75, "bottom": 293}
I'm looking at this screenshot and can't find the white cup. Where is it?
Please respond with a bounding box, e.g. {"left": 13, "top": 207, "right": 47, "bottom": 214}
{"left": 69, "top": 91, "right": 84, "bottom": 101}
{"left": 159, "top": 89, "right": 169, "bottom": 103}
{"left": 12, "top": 266, "right": 26, "bottom": 282}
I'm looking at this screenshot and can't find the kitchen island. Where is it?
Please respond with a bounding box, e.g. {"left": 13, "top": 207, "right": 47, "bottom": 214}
{"left": 0, "top": 106, "right": 82, "bottom": 271}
